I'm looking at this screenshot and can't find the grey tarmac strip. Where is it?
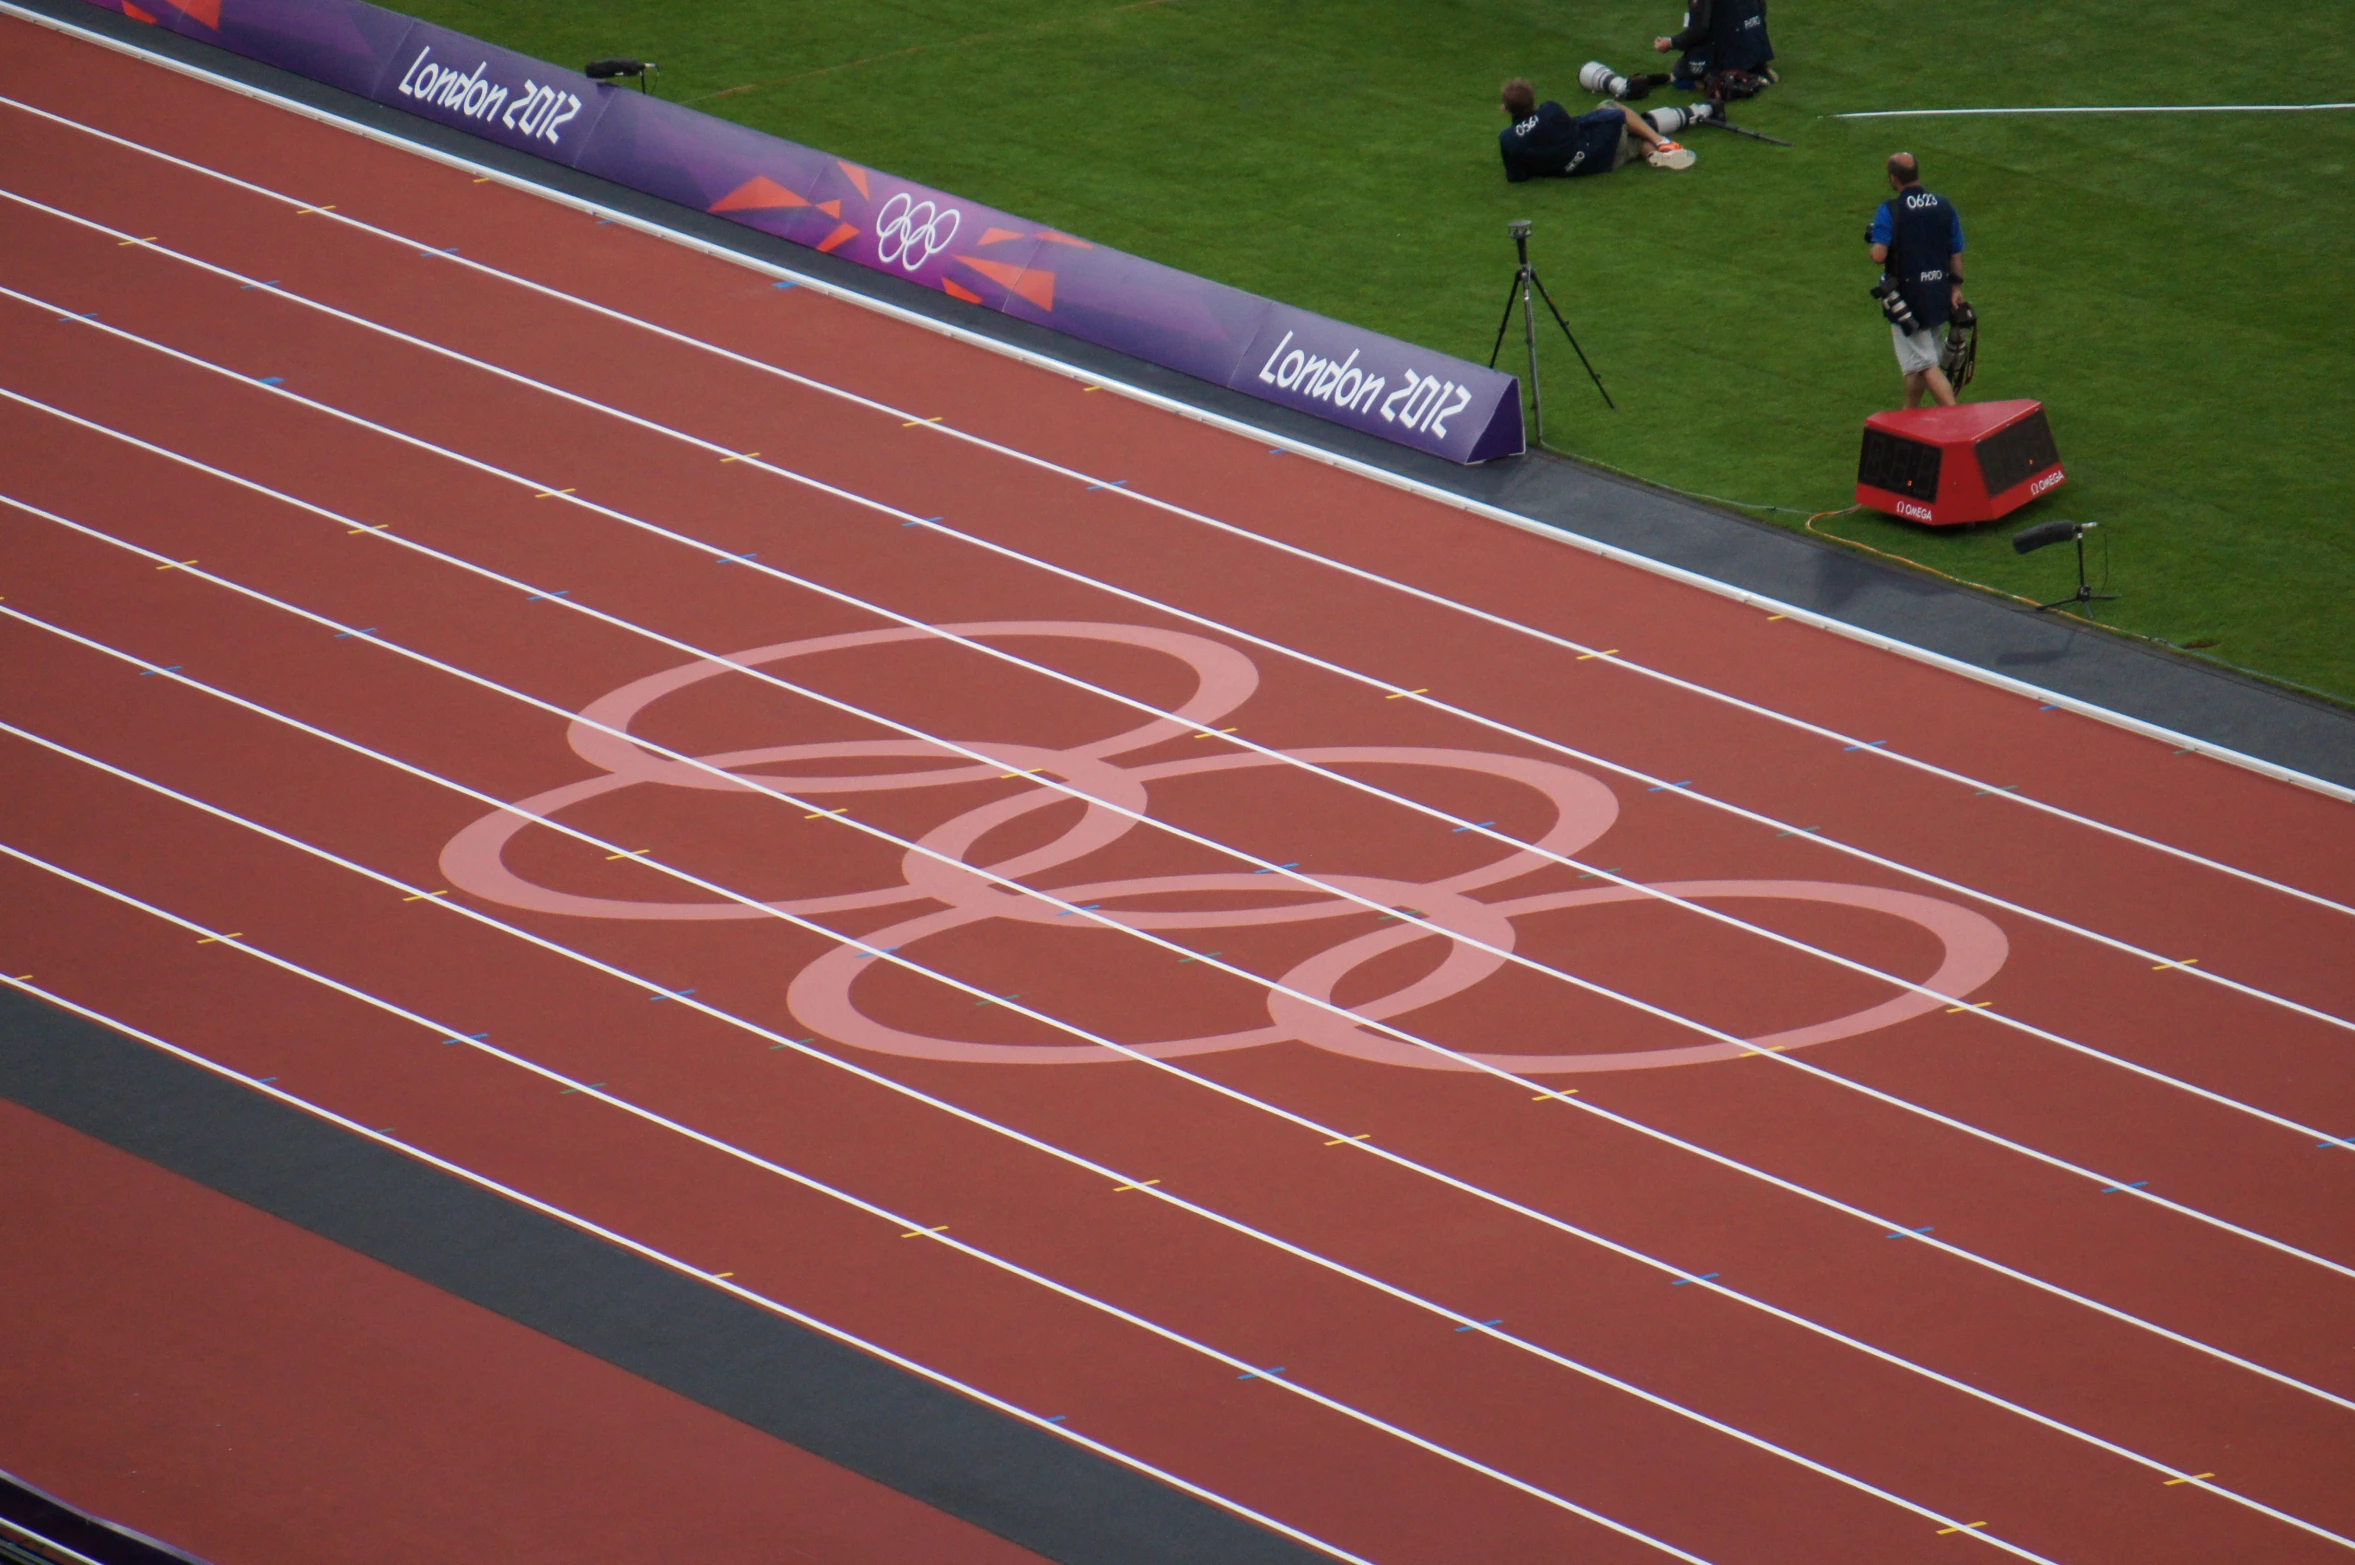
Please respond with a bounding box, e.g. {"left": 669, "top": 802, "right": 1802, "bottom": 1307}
{"left": 0, "top": 984, "right": 1330, "bottom": 1565}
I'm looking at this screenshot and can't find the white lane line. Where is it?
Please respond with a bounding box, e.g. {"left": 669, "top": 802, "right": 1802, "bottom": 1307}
{"left": 7, "top": 284, "right": 2349, "bottom": 1191}
{"left": 4, "top": 82, "right": 2346, "bottom": 900}
{"left": 9, "top": 194, "right": 2348, "bottom": 1071}
{"left": 12, "top": 381, "right": 2354, "bottom": 1290}
{"left": 11, "top": 608, "right": 2355, "bottom": 1454}
{"left": 0, "top": 809, "right": 2024, "bottom": 1564}
{"left": 27, "top": 485, "right": 2355, "bottom": 1301}
{"left": 10, "top": 323, "right": 2354, "bottom": 1248}
{"left": 7, "top": 583, "right": 2336, "bottom": 1543}
{"left": 0, "top": 975, "right": 1384, "bottom": 1565}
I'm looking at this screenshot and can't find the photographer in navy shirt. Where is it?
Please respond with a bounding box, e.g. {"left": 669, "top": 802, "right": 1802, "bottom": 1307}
{"left": 1498, "top": 78, "right": 1695, "bottom": 180}
{"left": 1867, "top": 152, "right": 1967, "bottom": 407}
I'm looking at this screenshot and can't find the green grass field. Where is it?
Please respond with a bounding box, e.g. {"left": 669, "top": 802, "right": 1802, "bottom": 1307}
{"left": 398, "top": 0, "right": 2354, "bottom": 704}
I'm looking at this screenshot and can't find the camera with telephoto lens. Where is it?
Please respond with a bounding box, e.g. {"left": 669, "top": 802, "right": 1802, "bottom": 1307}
{"left": 1869, "top": 274, "right": 1922, "bottom": 336}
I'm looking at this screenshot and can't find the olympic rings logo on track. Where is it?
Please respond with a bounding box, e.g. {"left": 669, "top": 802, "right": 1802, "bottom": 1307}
{"left": 874, "top": 191, "right": 961, "bottom": 272}
{"left": 439, "top": 622, "right": 2007, "bottom": 1074}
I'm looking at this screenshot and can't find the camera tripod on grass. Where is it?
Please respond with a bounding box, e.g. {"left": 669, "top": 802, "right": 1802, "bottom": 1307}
{"left": 1488, "top": 219, "right": 1613, "bottom": 446}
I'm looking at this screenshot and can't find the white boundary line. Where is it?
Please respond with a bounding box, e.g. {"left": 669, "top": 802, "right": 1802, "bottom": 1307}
{"left": 11, "top": 587, "right": 2355, "bottom": 1442}
{"left": 1835, "top": 103, "right": 2355, "bottom": 119}
{"left": 4, "top": 0, "right": 2349, "bottom": 815}
{"left": 0, "top": 975, "right": 1386, "bottom": 1565}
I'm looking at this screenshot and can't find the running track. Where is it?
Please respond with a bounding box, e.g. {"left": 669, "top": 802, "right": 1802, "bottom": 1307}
{"left": 1, "top": 12, "right": 2351, "bottom": 1564}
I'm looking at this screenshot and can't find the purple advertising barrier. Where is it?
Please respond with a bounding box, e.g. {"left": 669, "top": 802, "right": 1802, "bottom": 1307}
{"left": 76, "top": 0, "right": 1524, "bottom": 463}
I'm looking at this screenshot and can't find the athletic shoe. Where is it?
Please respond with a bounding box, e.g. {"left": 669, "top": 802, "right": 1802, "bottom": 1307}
{"left": 1646, "top": 140, "right": 1696, "bottom": 170}
{"left": 1759, "top": 65, "right": 1780, "bottom": 85}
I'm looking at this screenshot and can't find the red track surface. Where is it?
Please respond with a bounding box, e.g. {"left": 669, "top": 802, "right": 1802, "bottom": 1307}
{"left": 2, "top": 14, "right": 2351, "bottom": 1565}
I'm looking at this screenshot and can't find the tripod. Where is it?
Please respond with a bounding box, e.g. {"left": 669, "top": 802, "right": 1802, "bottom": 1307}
{"left": 2035, "top": 524, "right": 2117, "bottom": 613}
{"left": 1488, "top": 220, "right": 1612, "bottom": 446}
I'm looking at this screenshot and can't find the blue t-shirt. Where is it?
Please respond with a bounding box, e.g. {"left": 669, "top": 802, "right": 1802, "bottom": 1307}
{"left": 1871, "top": 188, "right": 1966, "bottom": 330}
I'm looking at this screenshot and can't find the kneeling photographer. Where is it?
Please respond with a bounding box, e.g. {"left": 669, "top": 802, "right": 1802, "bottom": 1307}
{"left": 1651, "top": 0, "right": 1776, "bottom": 96}
{"left": 1867, "top": 152, "right": 1970, "bottom": 409}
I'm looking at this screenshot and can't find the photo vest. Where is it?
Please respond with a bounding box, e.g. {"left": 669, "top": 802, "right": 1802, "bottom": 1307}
{"left": 1880, "top": 188, "right": 1959, "bottom": 331}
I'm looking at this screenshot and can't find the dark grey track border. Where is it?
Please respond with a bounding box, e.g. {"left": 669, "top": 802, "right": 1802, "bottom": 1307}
{"left": 12, "top": 0, "right": 2354, "bottom": 791}
{"left": 0, "top": 985, "right": 1327, "bottom": 1565}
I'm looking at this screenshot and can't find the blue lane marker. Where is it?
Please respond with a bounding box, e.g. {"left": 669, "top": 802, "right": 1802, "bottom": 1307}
{"left": 2100, "top": 1180, "right": 2149, "bottom": 1193}
{"left": 258, "top": 375, "right": 285, "bottom": 386}
{"left": 1671, "top": 1272, "right": 1720, "bottom": 1286}
{"left": 239, "top": 280, "right": 280, "bottom": 290}
{"left": 2316, "top": 1133, "right": 2355, "bottom": 1151}
{"left": 2038, "top": 703, "right": 2060, "bottom": 711}
{"left": 901, "top": 515, "right": 945, "bottom": 527}
{"left": 650, "top": 988, "right": 697, "bottom": 1002}
{"left": 56, "top": 311, "right": 96, "bottom": 323}
{"left": 1045, "top": 1413, "right": 1068, "bottom": 1423}
{"left": 1886, "top": 1225, "right": 1934, "bottom": 1239}
{"left": 714, "top": 551, "right": 758, "bottom": 565}
{"left": 1843, "top": 739, "right": 1889, "bottom": 752}
{"left": 768, "top": 1036, "right": 816, "bottom": 1050}
{"left": 256, "top": 1076, "right": 278, "bottom": 1084}
{"left": 441, "top": 1031, "right": 489, "bottom": 1046}
{"left": 137, "top": 665, "right": 184, "bottom": 677}
{"left": 854, "top": 946, "right": 900, "bottom": 961}
{"left": 1086, "top": 479, "right": 1129, "bottom": 492}
{"left": 1252, "top": 861, "right": 1302, "bottom": 876}
{"left": 1052, "top": 903, "right": 1104, "bottom": 918}
{"left": 1451, "top": 820, "right": 1498, "bottom": 834}
{"left": 1267, "top": 447, "right": 1285, "bottom": 455}
{"left": 772, "top": 279, "right": 797, "bottom": 289}
{"left": 419, "top": 246, "right": 459, "bottom": 256}
{"left": 1645, "top": 779, "right": 1693, "bottom": 793}
{"left": 1237, "top": 1366, "right": 1284, "bottom": 1381}
{"left": 333, "top": 627, "right": 378, "bottom": 639}
{"left": 526, "top": 589, "right": 570, "bottom": 603}
{"left": 1454, "top": 1319, "right": 1503, "bottom": 1332}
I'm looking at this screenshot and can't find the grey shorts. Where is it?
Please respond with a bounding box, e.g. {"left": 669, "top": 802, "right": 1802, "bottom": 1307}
{"left": 1892, "top": 322, "right": 1941, "bottom": 375}
{"left": 1613, "top": 124, "right": 1640, "bottom": 169}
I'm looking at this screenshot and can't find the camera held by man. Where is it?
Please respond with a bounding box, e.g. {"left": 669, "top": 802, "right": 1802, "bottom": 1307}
{"left": 1866, "top": 152, "right": 1970, "bottom": 409}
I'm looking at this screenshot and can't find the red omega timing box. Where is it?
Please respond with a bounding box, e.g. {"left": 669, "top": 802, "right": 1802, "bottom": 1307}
{"left": 1855, "top": 398, "right": 2065, "bottom": 525}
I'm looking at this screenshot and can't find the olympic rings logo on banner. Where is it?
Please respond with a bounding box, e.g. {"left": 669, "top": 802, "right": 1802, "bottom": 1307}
{"left": 875, "top": 191, "right": 961, "bottom": 272}
{"left": 440, "top": 621, "right": 2007, "bottom": 1074}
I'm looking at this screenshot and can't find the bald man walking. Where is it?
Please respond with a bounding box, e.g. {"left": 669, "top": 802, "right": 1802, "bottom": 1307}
{"left": 1867, "top": 152, "right": 1966, "bottom": 408}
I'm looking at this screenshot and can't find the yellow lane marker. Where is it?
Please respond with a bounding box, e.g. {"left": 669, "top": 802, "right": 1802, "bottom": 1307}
{"left": 295, "top": 205, "right": 337, "bottom": 215}
{"left": 197, "top": 932, "right": 243, "bottom": 945}
{"left": 604, "top": 848, "right": 652, "bottom": 862}
{"left": 1192, "top": 726, "right": 1238, "bottom": 739}
{"left": 1385, "top": 688, "right": 1430, "bottom": 700}
{"left": 720, "top": 452, "right": 760, "bottom": 463}
{"left": 1531, "top": 1089, "right": 1580, "bottom": 1101}
{"left": 901, "top": 415, "right": 944, "bottom": 428}
{"left": 2164, "top": 1473, "right": 2216, "bottom": 1486}
{"left": 2154, "top": 957, "right": 2200, "bottom": 971}
{"left": 472, "top": 176, "right": 495, "bottom": 183}
{"left": 1324, "top": 1133, "right": 1371, "bottom": 1147}
{"left": 402, "top": 890, "right": 448, "bottom": 902}
{"left": 803, "top": 807, "right": 848, "bottom": 820}
{"left": 10, "top": 975, "right": 32, "bottom": 982}
{"left": 347, "top": 524, "right": 388, "bottom": 535}
{"left": 1113, "top": 1179, "right": 1160, "bottom": 1193}
{"left": 1575, "top": 649, "right": 1619, "bottom": 660}
{"left": 712, "top": 1271, "right": 735, "bottom": 1279}
{"left": 533, "top": 487, "right": 577, "bottom": 499}
{"left": 157, "top": 559, "right": 198, "bottom": 571}
{"left": 1082, "top": 385, "right": 1101, "bottom": 393}
{"left": 999, "top": 768, "right": 1045, "bottom": 779}
{"left": 1935, "top": 1522, "right": 1988, "bottom": 1535}
{"left": 1767, "top": 613, "right": 1789, "bottom": 621}
{"left": 900, "top": 1225, "right": 949, "bottom": 1238}
{"left": 1944, "top": 1000, "right": 1993, "bottom": 1014}
{"left": 117, "top": 236, "right": 158, "bottom": 246}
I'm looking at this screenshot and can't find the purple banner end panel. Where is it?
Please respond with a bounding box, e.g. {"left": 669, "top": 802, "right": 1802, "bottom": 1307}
{"left": 84, "top": 0, "right": 1524, "bottom": 463}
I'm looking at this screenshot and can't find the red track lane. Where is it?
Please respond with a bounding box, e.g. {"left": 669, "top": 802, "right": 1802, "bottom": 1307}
{"left": 3, "top": 14, "right": 2352, "bottom": 1565}
{"left": 0, "top": 1098, "right": 1059, "bottom": 1565}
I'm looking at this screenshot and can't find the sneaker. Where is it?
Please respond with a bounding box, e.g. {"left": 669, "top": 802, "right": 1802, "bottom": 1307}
{"left": 1759, "top": 65, "right": 1780, "bottom": 85}
{"left": 1646, "top": 140, "right": 1696, "bottom": 170}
